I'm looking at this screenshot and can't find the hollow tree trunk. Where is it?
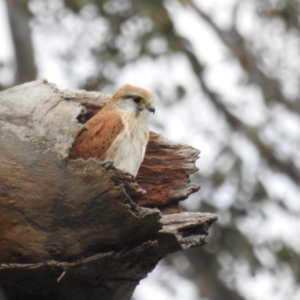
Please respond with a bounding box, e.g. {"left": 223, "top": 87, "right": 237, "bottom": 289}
{"left": 0, "top": 79, "right": 217, "bottom": 300}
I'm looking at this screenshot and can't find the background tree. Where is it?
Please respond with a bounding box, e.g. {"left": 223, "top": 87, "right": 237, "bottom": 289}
{"left": 1, "top": 0, "right": 300, "bottom": 299}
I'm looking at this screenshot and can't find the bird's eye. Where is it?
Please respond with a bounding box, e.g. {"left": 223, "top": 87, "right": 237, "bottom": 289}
{"left": 133, "top": 96, "right": 142, "bottom": 103}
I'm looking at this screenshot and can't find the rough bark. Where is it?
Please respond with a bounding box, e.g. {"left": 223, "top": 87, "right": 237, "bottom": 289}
{"left": 63, "top": 89, "right": 201, "bottom": 211}
{"left": 0, "top": 79, "right": 217, "bottom": 300}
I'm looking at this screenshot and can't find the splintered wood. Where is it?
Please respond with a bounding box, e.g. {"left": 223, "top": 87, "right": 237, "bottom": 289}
{"left": 0, "top": 79, "right": 217, "bottom": 300}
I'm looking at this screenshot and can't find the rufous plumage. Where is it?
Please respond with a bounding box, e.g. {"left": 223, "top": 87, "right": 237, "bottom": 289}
{"left": 69, "top": 84, "right": 155, "bottom": 176}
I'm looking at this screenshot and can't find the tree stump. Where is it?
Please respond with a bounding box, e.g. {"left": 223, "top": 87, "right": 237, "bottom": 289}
{"left": 0, "top": 79, "right": 217, "bottom": 300}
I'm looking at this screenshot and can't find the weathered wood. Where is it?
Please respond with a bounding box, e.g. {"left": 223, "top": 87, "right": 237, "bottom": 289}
{"left": 63, "top": 88, "right": 201, "bottom": 210}
{"left": 0, "top": 213, "right": 217, "bottom": 300}
{"left": 0, "top": 79, "right": 217, "bottom": 300}
{"left": 137, "top": 132, "right": 200, "bottom": 208}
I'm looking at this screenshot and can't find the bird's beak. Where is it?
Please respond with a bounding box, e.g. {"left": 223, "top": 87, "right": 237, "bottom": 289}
{"left": 147, "top": 106, "right": 155, "bottom": 114}
{"left": 145, "top": 99, "right": 155, "bottom": 114}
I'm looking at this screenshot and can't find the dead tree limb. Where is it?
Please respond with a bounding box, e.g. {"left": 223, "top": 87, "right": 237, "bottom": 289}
{"left": 0, "top": 79, "right": 217, "bottom": 300}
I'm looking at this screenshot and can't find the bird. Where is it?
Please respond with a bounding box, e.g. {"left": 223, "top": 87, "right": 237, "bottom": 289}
{"left": 69, "top": 84, "right": 155, "bottom": 177}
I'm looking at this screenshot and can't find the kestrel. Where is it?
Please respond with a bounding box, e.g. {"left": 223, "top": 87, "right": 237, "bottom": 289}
{"left": 69, "top": 84, "right": 155, "bottom": 176}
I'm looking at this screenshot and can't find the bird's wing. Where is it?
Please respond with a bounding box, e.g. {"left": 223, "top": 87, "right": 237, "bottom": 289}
{"left": 69, "top": 110, "right": 124, "bottom": 160}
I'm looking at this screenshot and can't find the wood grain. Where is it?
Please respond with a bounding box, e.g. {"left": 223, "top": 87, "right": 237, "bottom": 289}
{"left": 0, "top": 79, "right": 217, "bottom": 300}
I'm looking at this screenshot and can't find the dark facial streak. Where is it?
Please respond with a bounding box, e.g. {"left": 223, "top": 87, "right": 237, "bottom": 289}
{"left": 122, "top": 95, "right": 134, "bottom": 100}
{"left": 122, "top": 95, "right": 142, "bottom": 103}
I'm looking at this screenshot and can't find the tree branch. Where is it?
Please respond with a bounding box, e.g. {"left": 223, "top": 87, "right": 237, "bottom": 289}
{"left": 5, "top": 0, "right": 37, "bottom": 85}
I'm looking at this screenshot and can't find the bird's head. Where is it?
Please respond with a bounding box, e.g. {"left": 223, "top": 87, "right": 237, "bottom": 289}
{"left": 108, "top": 84, "right": 155, "bottom": 115}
